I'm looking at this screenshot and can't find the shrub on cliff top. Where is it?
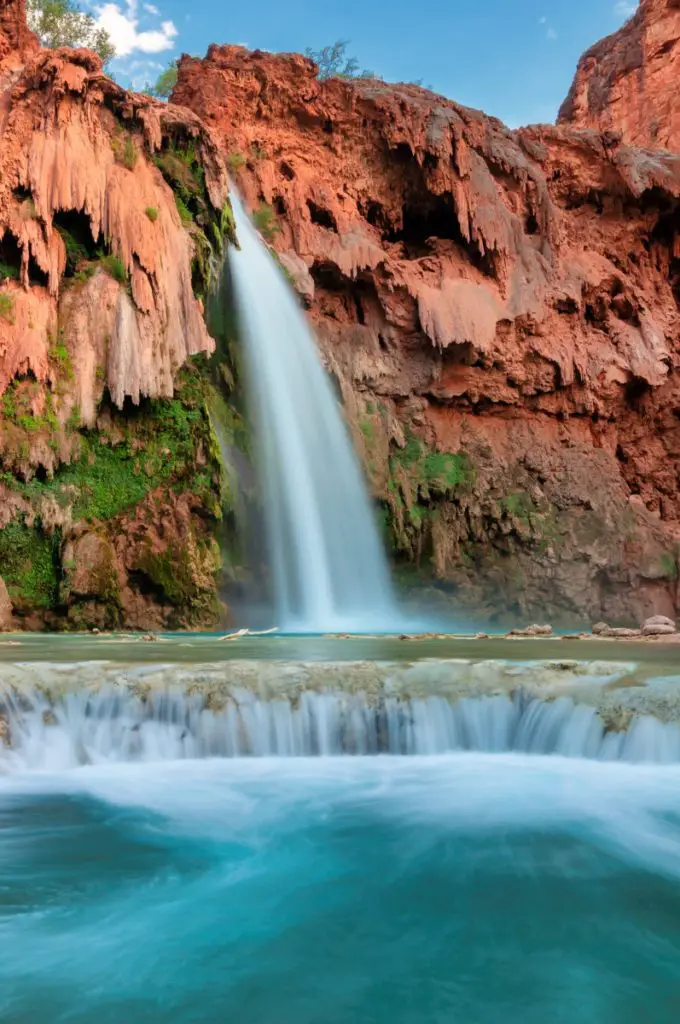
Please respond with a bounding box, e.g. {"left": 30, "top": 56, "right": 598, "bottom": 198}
{"left": 26, "top": 0, "right": 115, "bottom": 66}
{"left": 144, "top": 61, "right": 178, "bottom": 100}
{"left": 304, "top": 40, "right": 375, "bottom": 81}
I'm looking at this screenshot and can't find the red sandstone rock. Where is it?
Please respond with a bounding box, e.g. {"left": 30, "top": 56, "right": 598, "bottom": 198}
{"left": 173, "top": 45, "right": 680, "bottom": 624}
{"left": 558, "top": 0, "right": 680, "bottom": 151}
{"left": 0, "top": 18, "right": 228, "bottom": 427}
{"left": 0, "top": 0, "right": 38, "bottom": 65}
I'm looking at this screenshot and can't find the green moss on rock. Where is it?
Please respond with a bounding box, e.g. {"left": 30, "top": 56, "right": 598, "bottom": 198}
{"left": 0, "top": 520, "right": 59, "bottom": 609}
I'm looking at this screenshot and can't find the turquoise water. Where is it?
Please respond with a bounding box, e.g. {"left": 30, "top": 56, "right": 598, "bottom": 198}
{"left": 3, "top": 755, "right": 680, "bottom": 1022}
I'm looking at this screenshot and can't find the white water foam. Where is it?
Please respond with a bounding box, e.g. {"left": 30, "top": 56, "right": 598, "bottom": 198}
{"left": 2, "top": 688, "right": 680, "bottom": 772}
{"left": 228, "top": 191, "right": 397, "bottom": 632}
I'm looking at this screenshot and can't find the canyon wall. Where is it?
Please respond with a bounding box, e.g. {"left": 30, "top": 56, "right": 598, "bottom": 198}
{"left": 0, "top": 0, "right": 245, "bottom": 630}
{"left": 2, "top": 0, "right": 679, "bottom": 629}
{"left": 173, "top": 44, "right": 680, "bottom": 626}
{"left": 558, "top": 0, "right": 680, "bottom": 151}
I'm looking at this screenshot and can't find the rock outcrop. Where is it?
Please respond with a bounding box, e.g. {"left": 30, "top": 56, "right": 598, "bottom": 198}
{"left": 174, "top": 44, "right": 680, "bottom": 625}
{"left": 0, "top": 0, "right": 242, "bottom": 631}
{"left": 2, "top": 0, "right": 680, "bottom": 630}
{"left": 558, "top": 0, "right": 680, "bottom": 150}
{"left": 0, "top": 576, "right": 14, "bottom": 630}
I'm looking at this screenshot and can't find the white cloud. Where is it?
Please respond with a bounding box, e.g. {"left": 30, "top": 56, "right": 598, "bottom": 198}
{"left": 143, "top": 3, "right": 159, "bottom": 12}
{"left": 614, "top": 0, "right": 637, "bottom": 17}
{"left": 546, "top": 27, "right": 558, "bottom": 40}
{"left": 95, "top": 0, "right": 177, "bottom": 57}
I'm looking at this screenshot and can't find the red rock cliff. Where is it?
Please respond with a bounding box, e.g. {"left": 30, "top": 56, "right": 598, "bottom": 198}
{"left": 0, "top": 0, "right": 38, "bottom": 63}
{"left": 0, "top": 1, "right": 237, "bottom": 632}
{"left": 558, "top": 0, "right": 680, "bottom": 151}
{"left": 174, "top": 45, "right": 680, "bottom": 625}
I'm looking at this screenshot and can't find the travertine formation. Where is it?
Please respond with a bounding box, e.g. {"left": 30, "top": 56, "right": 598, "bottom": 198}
{"left": 0, "top": 3, "right": 227, "bottom": 417}
{"left": 173, "top": 44, "right": 680, "bottom": 625}
{"left": 0, "top": 0, "right": 235, "bottom": 631}
{"left": 559, "top": 0, "right": 680, "bottom": 151}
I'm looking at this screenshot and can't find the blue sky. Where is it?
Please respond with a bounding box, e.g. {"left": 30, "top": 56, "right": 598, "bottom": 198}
{"left": 99, "top": 0, "right": 637, "bottom": 127}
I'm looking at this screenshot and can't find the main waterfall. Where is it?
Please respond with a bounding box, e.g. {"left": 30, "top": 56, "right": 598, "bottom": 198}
{"left": 228, "top": 193, "right": 397, "bottom": 632}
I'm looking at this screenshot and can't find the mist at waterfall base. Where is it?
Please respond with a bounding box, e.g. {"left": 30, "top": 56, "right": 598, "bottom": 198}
{"left": 4, "top": 755, "right": 680, "bottom": 1022}
{"left": 227, "top": 192, "right": 402, "bottom": 634}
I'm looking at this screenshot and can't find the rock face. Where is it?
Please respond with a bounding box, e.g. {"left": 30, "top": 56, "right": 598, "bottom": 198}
{"left": 0, "top": 576, "right": 14, "bottom": 630}
{"left": 0, "top": 0, "right": 242, "bottom": 631}
{"left": 173, "top": 45, "right": 680, "bottom": 625}
{"left": 558, "top": 0, "right": 680, "bottom": 150}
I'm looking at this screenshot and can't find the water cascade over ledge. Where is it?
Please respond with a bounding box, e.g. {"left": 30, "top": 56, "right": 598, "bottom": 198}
{"left": 4, "top": 683, "right": 680, "bottom": 771}
{"left": 227, "top": 192, "right": 397, "bottom": 632}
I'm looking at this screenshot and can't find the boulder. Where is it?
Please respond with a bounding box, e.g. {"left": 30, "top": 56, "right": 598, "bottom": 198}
{"left": 642, "top": 623, "right": 677, "bottom": 637}
{"left": 642, "top": 615, "right": 676, "bottom": 630}
{"left": 508, "top": 624, "right": 553, "bottom": 637}
{"left": 591, "top": 622, "right": 609, "bottom": 635}
{"left": 62, "top": 532, "right": 120, "bottom": 602}
{"left": 601, "top": 627, "right": 642, "bottom": 638}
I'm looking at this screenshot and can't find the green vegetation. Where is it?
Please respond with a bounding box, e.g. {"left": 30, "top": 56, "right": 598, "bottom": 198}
{"left": 383, "top": 429, "right": 475, "bottom": 553}
{"left": 2, "top": 377, "right": 58, "bottom": 434}
{"left": 360, "top": 419, "right": 375, "bottom": 443}
{"left": 133, "top": 533, "right": 222, "bottom": 625}
{"left": 227, "top": 152, "right": 246, "bottom": 172}
{"left": 498, "top": 490, "right": 561, "bottom": 554}
{"left": 499, "top": 492, "right": 535, "bottom": 521}
{"left": 145, "top": 206, "right": 159, "bottom": 222}
{"left": 0, "top": 359, "right": 228, "bottom": 526}
{"left": 304, "top": 40, "right": 375, "bottom": 80}
{"left": 101, "top": 254, "right": 127, "bottom": 284}
{"left": 153, "top": 137, "right": 228, "bottom": 299}
{"left": 0, "top": 262, "right": 19, "bottom": 281}
{"left": 26, "top": 0, "right": 115, "bottom": 65}
{"left": 659, "top": 551, "right": 679, "bottom": 580}
{"left": 55, "top": 223, "right": 94, "bottom": 275}
{"left": 48, "top": 342, "right": 74, "bottom": 381}
{"left": 144, "top": 61, "right": 178, "bottom": 100}
{"left": 111, "top": 134, "right": 138, "bottom": 171}
{"left": 154, "top": 142, "right": 207, "bottom": 207}
{"left": 252, "top": 203, "right": 280, "bottom": 242}
{"left": 175, "top": 195, "right": 193, "bottom": 226}
{"left": 0, "top": 292, "right": 15, "bottom": 323}
{"left": 0, "top": 519, "right": 60, "bottom": 608}
{"left": 391, "top": 431, "right": 474, "bottom": 495}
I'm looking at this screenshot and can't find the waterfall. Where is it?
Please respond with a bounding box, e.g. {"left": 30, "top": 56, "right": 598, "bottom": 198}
{"left": 227, "top": 192, "right": 397, "bottom": 632}
{"left": 3, "top": 688, "right": 680, "bottom": 771}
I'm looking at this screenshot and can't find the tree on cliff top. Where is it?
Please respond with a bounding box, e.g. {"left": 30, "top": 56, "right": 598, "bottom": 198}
{"left": 145, "top": 60, "right": 178, "bottom": 99}
{"left": 26, "top": 0, "right": 115, "bottom": 66}
{"left": 304, "top": 40, "right": 374, "bottom": 81}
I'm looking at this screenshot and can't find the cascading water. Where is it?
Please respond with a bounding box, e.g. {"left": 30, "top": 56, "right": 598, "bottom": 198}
{"left": 4, "top": 686, "right": 680, "bottom": 770}
{"left": 227, "top": 192, "right": 397, "bottom": 632}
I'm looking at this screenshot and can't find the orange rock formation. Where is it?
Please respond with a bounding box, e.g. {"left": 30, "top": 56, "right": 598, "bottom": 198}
{"left": 0, "top": 0, "right": 233, "bottom": 631}
{"left": 0, "top": 3, "right": 227, "bottom": 420}
{"left": 174, "top": 44, "right": 680, "bottom": 624}
{"left": 559, "top": 0, "right": 680, "bottom": 150}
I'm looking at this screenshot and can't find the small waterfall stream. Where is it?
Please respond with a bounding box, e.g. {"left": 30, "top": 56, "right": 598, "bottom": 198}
{"left": 3, "top": 687, "right": 680, "bottom": 770}
{"left": 227, "top": 193, "right": 397, "bottom": 632}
